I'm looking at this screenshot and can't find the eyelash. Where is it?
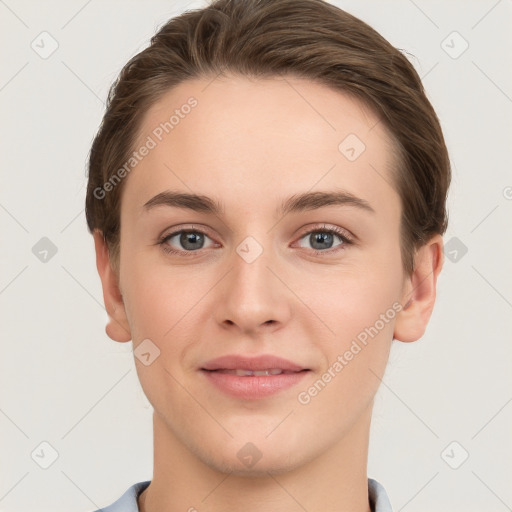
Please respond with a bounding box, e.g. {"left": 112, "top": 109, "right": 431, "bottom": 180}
{"left": 157, "top": 224, "right": 354, "bottom": 257}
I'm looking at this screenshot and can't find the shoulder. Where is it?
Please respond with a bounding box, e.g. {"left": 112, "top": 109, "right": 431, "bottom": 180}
{"left": 88, "top": 480, "right": 151, "bottom": 512}
{"left": 368, "top": 478, "right": 393, "bottom": 512}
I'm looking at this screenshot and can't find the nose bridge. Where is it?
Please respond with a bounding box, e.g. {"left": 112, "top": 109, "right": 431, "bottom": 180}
{"left": 216, "top": 228, "right": 288, "bottom": 331}
{"left": 230, "top": 231, "right": 275, "bottom": 299}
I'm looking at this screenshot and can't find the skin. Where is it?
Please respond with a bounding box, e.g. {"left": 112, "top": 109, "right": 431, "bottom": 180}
{"left": 93, "top": 75, "right": 444, "bottom": 512}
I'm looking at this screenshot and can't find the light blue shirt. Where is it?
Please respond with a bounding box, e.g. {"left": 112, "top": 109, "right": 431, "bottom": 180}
{"left": 90, "top": 478, "right": 393, "bottom": 511}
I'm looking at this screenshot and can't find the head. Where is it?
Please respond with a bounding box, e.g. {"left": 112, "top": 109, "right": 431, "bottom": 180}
{"left": 86, "top": 0, "right": 450, "bottom": 475}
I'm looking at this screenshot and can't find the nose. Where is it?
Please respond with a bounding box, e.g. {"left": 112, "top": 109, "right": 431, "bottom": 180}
{"left": 213, "top": 235, "right": 291, "bottom": 335}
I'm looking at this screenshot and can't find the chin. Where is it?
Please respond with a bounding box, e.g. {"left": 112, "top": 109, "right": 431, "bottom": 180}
{"left": 210, "top": 455, "right": 304, "bottom": 477}
{"left": 196, "top": 439, "right": 311, "bottom": 478}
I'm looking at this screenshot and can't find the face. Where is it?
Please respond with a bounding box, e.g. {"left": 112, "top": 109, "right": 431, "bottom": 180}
{"left": 112, "top": 75, "right": 409, "bottom": 475}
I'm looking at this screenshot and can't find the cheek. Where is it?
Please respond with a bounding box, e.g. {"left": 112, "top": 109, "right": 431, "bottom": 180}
{"left": 305, "top": 252, "right": 403, "bottom": 344}
{"left": 297, "top": 280, "right": 398, "bottom": 429}
{"left": 119, "top": 238, "right": 193, "bottom": 336}
{"left": 317, "top": 284, "right": 396, "bottom": 387}
{"left": 301, "top": 244, "right": 402, "bottom": 394}
{"left": 123, "top": 277, "right": 189, "bottom": 346}
{"left": 120, "top": 257, "right": 210, "bottom": 386}
{"left": 121, "top": 268, "right": 197, "bottom": 407}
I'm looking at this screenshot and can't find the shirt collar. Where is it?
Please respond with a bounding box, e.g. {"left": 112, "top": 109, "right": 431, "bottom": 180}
{"left": 95, "top": 477, "right": 393, "bottom": 512}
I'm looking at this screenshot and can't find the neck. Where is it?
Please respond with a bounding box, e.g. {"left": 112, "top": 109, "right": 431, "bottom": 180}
{"left": 139, "top": 404, "right": 373, "bottom": 512}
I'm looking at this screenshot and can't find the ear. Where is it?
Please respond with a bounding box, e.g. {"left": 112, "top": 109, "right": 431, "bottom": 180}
{"left": 393, "top": 234, "right": 444, "bottom": 343}
{"left": 93, "top": 230, "right": 132, "bottom": 342}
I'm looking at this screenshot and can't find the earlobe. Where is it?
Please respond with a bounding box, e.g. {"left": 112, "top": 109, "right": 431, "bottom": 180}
{"left": 93, "top": 230, "right": 132, "bottom": 343}
{"left": 393, "top": 234, "right": 444, "bottom": 343}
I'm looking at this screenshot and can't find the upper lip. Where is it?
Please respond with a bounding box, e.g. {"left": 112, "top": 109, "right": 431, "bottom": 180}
{"left": 201, "top": 354, "right": 308, "bottom": 372}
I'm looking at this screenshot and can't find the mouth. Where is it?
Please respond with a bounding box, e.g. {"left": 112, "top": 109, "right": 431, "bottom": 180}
{"left": 200, "top": 353, "right": 309, "bottom": 373}
{"left": 199, "top": 354, "right": 311, "bottom": 399}
{"left": 202, "top": 368, "right": 309, "bottom": 376}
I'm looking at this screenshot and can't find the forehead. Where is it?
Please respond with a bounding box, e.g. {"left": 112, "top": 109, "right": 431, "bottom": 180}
{"left": 125, "top": 75, "right": 399, "bottom": 218}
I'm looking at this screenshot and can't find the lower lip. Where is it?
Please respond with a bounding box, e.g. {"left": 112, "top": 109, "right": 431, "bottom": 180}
{"left": 201, "top": 370, "right": 310, "bottom": 400}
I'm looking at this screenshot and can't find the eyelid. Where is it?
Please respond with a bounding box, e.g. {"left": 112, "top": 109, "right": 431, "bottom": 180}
{"left": 159, "top": 223, "right": 353, "bottom": 242}
{"left": 296, "top": 223, "right": 354, "bottom": 243}
{"left": 159, "top": 223, "right": 215, "bottom": 241}
{"left": 157, "top": 222, "right": 354, "bottom": 255}
{"left": 157, "top": 224, "right": 218, "bottom": 251}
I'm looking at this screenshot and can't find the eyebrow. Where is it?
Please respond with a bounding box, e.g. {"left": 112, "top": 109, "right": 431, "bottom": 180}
{"left": 142, "top": 189, "right": 375, "bottom": 217}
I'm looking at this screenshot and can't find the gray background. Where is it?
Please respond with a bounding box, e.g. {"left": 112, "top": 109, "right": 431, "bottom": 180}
{"left": 0, "top": 0, "right": 511, "bottom": 511}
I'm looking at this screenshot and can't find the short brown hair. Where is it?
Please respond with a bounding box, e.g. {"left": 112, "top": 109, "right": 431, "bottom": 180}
{"left": 85, "top": 0, "right": 451, "bottom": 277}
